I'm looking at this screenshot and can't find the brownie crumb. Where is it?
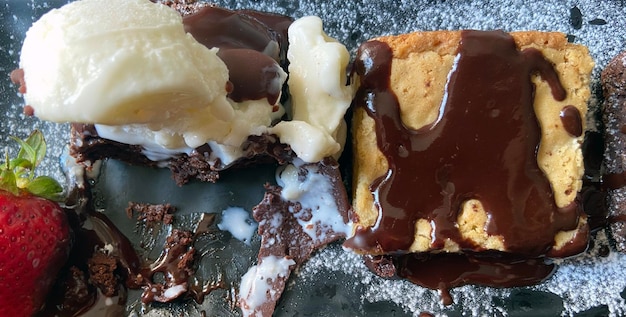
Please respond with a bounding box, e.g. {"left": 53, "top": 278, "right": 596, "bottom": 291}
{"left": 169, "top": 150, "right": 221, "bottom": 185}
{"left": 87, "top": 251, "right": 119, "bottom": 297}
{"left": 9, "top": 68, "right": 26, "bottom": 94}
{"left": 126, "top": 202, "right": 176, "bottom": 225}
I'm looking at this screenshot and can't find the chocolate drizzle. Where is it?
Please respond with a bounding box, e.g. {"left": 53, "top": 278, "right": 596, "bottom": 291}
{"left": 347, "top": 30, "right": 579, "bottom": 256}
{"left": 560, "top": 105, "right": 583, "bottom": 137}
{"left": 346, "top": 30, "right": 590, "bottom": 302}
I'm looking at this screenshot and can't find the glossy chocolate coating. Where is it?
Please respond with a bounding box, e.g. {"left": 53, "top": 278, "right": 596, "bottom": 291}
{"left": 347, "top": 30, "right": 580, "bottom": 256}
{"left": 346, "top": 30, "right": 591, "bottom": 302}
{"left": 183, "top": 6, "right": 292, "bottom": 104}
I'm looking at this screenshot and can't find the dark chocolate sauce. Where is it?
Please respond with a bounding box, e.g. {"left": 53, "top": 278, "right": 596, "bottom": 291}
{"left": 560, "top": 105, "right": 583, "bottom": 137}
{"left": 140, "top": 229, "right": 196, "bottom": 303}
{"left": 42, "top": 186, "right": 224, "bottom": 314}
{"left": 183, "top": 6, "right": 281, "bottom": 58}
{"left": 346, "top": 30, "right": 592, "bottom": 303}
{"left": 216, "top": 48, "right": 284, "bottom": 105}
{"left": 182, "top": 7, "right": 292, "bottom": 104}
{"left": 577, "top": 131, "right": 609, "bottom": 230}
{"left": 396, "top": 252, "right": 555, "bottom": 303}
{"left": 347, "top": 30, "right": 578, "bottom": 256}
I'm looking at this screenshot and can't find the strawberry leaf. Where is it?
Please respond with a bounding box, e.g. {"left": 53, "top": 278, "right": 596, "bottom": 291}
{"left": 9, "top": 158, "right": 32, "bottom": 170}
{"left": 0, "top": 168, "right": 18, "bottom": 196}
{"left": 24, "top": 130, "right": 46, "bottom": 167}
{"left": 11, "top": 136, "right": 36, "bottom": 166}
{"left": 26, "top": 176, "right": 63, "bottom": 201}
{"left": 10, "top": 130, "right": 46, "bottom": 170}
{"left": 1, "top": 130, "right": 64, "bottom": 201}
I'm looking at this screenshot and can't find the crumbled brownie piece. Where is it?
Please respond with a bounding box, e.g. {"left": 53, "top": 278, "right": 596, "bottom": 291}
{"left": 69, "top": 123, "right": 156, "bottom": 168}
{"left": 241, "top": 159, "right": 350, "bottom": 315}
{"left": 363, "top": 255, "right": 397, "bottom": 279}
{"left": 169, "top": 149, "right": 221, "bottom": 185}
{"left": 87, "top": 251, "right": 119, "bottom": 297}
{"left": 126, "top": 202, "right": 176, "bottom": 225}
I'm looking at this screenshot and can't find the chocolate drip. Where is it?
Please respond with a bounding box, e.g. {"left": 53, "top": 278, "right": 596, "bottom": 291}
{"left": 560, "top": 105, "right": 583, "bottom": 137}
{"left": 396, "top": 252, "right": 555, "bottom": 303}
{"left": 183, "top": 7, "right": 292, "bottom": 104}
{"left": 347, "top": 30, "right": 579, "bottom": 256}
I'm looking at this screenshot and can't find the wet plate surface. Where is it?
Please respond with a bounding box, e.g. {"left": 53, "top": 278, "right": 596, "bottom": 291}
{"left": 2, "top": 0, "right": 626, "bottom": 316}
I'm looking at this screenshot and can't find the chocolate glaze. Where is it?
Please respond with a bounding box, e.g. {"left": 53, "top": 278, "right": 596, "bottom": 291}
{"left": 347, "top": 30, "right": 579, "bottom": 256}
{"left": 140, "top": 229, "right": 196, "bottom": 303}
{"left": 346, "top": 30, "right": 593, "bottom": 303}
{"left": 184, "top": 6, "right": 281, "bottom": 58}
{"left": 183, "top": 6, "right": 292, "bottom": 104}
{"left": 578, "top": 131, "right": 609, "bottom": 231}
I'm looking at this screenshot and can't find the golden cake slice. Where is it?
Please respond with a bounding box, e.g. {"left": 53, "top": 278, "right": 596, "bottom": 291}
{"left": 346, "top": 30, "right": 594, "bottom": 257}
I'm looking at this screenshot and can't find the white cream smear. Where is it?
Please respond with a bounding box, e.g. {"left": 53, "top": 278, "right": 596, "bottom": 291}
{"left": 276, "top": 159, "right": 352, "bottom": 243}
{"left": 217, "top": 206, "right": 257, "bottom": 246}
{"left": 238, "top": 255, "right": 295, "bottom": 317}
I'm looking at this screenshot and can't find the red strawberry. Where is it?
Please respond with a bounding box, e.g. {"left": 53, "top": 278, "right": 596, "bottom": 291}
{"left": 0, "top": 130, "right": 70, "bottom": 317}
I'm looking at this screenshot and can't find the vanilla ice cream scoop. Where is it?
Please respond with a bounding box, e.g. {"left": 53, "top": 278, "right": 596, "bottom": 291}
{"left": 19, "top": 0, "right": 354, "bottom": 164}
{"left": 20, "top": 0, "right": 234, "bottom": 147}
